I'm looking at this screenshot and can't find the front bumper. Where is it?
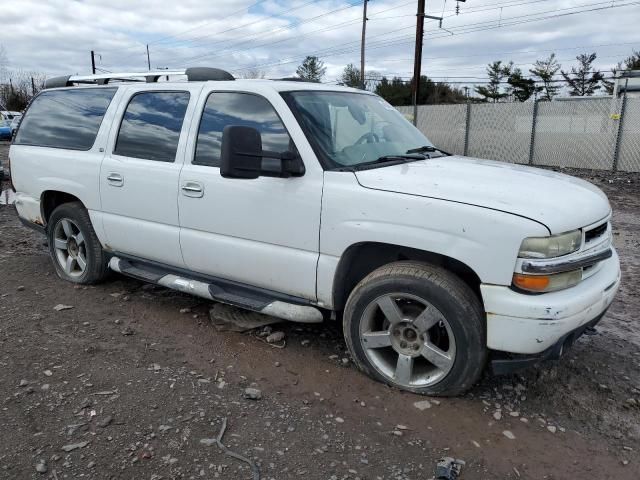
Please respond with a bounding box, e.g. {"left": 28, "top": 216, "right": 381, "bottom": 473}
{"left": 482, "top": 248, "right": 620, "bottom": 355}
{"left": 490, "top": 310, "right": 606, "bottom": 375}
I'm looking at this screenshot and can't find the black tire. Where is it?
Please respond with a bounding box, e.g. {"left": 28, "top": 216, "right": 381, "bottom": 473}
{"left": 343, "top": 261, "right": 487, "bottom": 396}
{"left": 47, "top": 201, "right": 109, "bottom": 284}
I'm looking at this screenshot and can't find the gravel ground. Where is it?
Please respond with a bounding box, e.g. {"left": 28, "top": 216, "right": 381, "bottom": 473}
{"left": 1, "top": 141, "right": 639, "bottom": 479}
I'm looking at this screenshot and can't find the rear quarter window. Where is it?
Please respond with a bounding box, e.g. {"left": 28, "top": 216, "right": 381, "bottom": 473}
{"left": 14, "top": 88, "right": 117, "bottom": 150}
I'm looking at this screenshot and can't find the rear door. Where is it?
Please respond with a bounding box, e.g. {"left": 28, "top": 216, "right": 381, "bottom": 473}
{"left": 99, "top": 85, "right": 200, "bottom": 267}
{"left": 177, "top": 87, "right": 323, "bottom": 300}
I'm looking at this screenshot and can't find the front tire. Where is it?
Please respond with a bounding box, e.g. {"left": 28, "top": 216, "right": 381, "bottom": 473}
{"left": 47, "top": 202, "right": 108, "bottom": 284}
{"left": 343, "top": 261, "right": 486, "bottom": 396}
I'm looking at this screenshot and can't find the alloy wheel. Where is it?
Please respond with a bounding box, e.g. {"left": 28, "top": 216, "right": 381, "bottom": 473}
{"left": 359, "top": 293, "right": 456, "bottom": 388}
{"left": 53, "top": 218, "right": 87, "bottom": 278}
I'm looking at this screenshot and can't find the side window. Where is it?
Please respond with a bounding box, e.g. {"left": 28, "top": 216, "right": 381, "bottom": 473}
{"left": 114, "top": 91, "right": 190, "bottom": 162}
{"left": 14, "top": 88, "right": 117, "bottom": 150}
{"left": 194, "top": 92, "right": 294, "bottom": 167}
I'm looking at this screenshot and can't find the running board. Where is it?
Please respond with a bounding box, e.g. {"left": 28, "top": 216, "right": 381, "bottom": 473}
{"left": 108, "top": 257, "right": 323, "bottom": 323}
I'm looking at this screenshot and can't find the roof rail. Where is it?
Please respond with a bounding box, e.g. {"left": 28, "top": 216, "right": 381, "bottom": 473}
{"left": 273, "top": 77, "right": 320, "bottom": 83}
{"left": 44, "top": 67, "right": 235, "bottom": 89}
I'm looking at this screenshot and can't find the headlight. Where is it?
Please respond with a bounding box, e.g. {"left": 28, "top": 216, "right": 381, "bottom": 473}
{"left": 518, "top": 230, "right": 581, "bottom": 259}
{"left": 513, "top": 270, "right": 582, "bottom": 293}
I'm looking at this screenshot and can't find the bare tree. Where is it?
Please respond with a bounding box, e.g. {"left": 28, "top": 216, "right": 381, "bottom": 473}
{"left": 0, "top": 45, "right": 9, "bottom": 85}
{"left": 1, "top": 69, "right": 45, "bottom": 111}
{"left": 238, "top": 68, "right": 266, "bottom": 79}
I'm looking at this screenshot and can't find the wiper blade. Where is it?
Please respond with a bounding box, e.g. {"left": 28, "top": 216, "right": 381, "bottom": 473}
{"left": 406, "top": 145, "right": 450, "bottom": 155}
{"left": 345, "top": 154, "right": 425, "bottom": 171}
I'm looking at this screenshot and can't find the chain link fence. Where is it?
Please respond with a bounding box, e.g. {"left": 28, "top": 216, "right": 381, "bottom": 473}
{"left": 398, "top": 97, "right": 640, "bottom": 172}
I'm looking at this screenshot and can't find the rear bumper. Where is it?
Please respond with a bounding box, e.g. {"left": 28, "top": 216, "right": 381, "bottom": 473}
{"left": 14, "top": 192, "right": 44, "bottom": 227}
{"left": 482, "top": 248, "right": 620, "bottom": 355}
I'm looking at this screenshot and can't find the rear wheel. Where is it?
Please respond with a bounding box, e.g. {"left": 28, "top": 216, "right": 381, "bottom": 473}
{"left": 47, "top": 202, "right": 108, "bottom": 284}
{"left": 343, "top": 261, "right": 486, "bottom": 396}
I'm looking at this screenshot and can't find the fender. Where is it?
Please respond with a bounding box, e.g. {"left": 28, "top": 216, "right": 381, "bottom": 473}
{"left": 316, "top": 172, "right": 548, "bottom": 309}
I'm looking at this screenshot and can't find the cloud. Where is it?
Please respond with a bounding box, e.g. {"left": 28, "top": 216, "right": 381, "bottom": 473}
{"left": 1, "top": 0, "right": 638, "bottom": 92}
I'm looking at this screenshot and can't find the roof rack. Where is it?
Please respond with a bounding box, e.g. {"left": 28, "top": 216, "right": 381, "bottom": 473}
{"left": 44, "top": 67, "right": 235, "bottom": 89}
{"left": 273, "top": 77, "right": 319, "bottom": 83}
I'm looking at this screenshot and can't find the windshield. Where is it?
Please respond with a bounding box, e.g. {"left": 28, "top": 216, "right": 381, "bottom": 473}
{"left": 284, "top": 91, "right": 438, "bottom": 169}
{"left": 0, "top": 120, "right": 10, "bottom": 127}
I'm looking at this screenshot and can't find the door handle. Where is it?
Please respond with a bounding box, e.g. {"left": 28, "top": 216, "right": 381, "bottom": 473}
{"left": 106, "top": 172, "right": 124, "bottom": 187}
{"left": 181, "top": 181, "right": 204, "bottom": 198}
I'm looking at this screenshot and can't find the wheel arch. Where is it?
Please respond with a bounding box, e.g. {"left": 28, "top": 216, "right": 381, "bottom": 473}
{"left": 41, "top": 190, "right": 85, "bottom": 227}
{"left": 332, "top": 242, "right": 483, "bottom": 312}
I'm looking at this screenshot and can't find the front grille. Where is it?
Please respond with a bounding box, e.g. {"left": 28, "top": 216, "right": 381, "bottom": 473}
{"left": 585, "top": 222, "right": 607, "bottom": 243}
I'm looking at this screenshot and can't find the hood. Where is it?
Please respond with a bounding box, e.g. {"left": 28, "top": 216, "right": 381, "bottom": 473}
{"left": 354, "top": 156, "right": 611, "bottom": 233}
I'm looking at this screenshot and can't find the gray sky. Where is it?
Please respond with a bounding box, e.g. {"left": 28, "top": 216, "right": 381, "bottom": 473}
{"left": 1, "top": 0, "right": 639, "bottom": 92}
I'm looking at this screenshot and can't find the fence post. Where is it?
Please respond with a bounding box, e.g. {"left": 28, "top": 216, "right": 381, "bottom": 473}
{"left": 463, "top": 101, "right": 471, "bottom": 156}
{"left": 612, "top": 92, "right": 627, "bottom": 172}
{"left": 528, "top": 100, "right": 539, "bottom": 166}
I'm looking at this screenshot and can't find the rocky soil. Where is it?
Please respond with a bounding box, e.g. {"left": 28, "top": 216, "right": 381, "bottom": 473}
{"left": 1, "top": 142, "right": 639, "bottom": 479}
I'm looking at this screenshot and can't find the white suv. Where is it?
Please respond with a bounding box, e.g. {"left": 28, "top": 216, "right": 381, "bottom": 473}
{"left": 9, "top": 68, "right": 620, "bottom": 396}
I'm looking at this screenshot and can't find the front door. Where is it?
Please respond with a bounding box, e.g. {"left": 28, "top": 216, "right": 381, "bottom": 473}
{"left": 178, "top": 89, "right": 323, "bottom": 300}
{"left": 100, "top": 86, "right": 198, "bottom": 267}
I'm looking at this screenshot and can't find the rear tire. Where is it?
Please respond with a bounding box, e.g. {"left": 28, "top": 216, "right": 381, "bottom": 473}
{"left": 343, "top": 261, "right": 486, "bottom": 396}
{"left": 47, "top": 202, "right": 108, "bottom": 284}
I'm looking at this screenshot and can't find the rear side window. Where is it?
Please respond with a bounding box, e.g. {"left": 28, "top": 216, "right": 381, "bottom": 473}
{"left": 194, "top": 92, "right": 293, "bottom": 167}
{"left": 114, "top": 91, "right": 190, "bottom": 162}
{"left": 14, "top": 88, "right": 116, "bottom": 150}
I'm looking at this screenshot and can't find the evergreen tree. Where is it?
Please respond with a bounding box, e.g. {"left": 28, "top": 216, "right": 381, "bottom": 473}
{"left": 374, "top": 76, "right": 466, "bottom": 106}
{"left": 474, "top": 61, "right": 512, "bottom": 102}
{"left": 507, "top": 67, "right": 539, "bottom": 102}
{"left": 604, "top": 50, "right": 640, "bottom": 94}
{"left": 530, "top": 53, "right": 561, "bottom": 101}
{"left": 561, "top": 53, "right": 603, "bottom": 96}
{"left": 295, "top": 56, "right": 326, "bottom": 82}
{"left": 339, "top": 64, "right": 362, "bottom": 88}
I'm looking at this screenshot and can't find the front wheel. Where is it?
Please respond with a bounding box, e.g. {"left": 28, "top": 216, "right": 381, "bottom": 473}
{"left": 343, "top": 261, "right": 487, "bottom": 396}
{"left": 47, "top": 202, "right": 109, "bottom": 284}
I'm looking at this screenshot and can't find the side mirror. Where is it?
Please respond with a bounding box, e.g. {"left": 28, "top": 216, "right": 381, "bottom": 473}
{"left": 220, "top": 125, "right": 304, "bottom": 179}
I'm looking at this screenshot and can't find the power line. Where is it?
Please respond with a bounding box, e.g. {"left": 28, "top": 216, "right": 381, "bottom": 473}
{"left": 372, "top": 41, "right": 640, "bottom": 64}
{"left": 229, "top": 1, "right": 639, "bottom": 74}
{"left": 99, "top": 0, "right": 270, "bottom": 55}
{"left": 160, "top": 0, "right": 555, "bottom": 66}
{"left": 175, "top": 0, "right": 363, "bottom": 65}
{"left": 165, "top": 0, "right": 328, "bottom": 51}
{"left": 377, "top": 52, "right": 636, "bottom": 76}
{"left": 150, "top": 0, "right": 270, "bottom": 46}
{"left": 114, "top": 0, "right": 325, "bottom": 64}
{"left": 170, "top": 0, "right": 420, "bottom": 66}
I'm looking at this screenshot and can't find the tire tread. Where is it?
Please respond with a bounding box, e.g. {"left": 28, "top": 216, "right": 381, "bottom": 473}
{"left": 344, "top": 261, "right": 486, "bottom": 396}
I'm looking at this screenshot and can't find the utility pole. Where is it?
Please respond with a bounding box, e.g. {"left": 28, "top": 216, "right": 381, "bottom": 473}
{"left": 90, "top": 50, "right": 96, "bottom": 74}
{"left": 146, "top": 44, "right": 151, "bottom": 71}
{"left": 411, "top": 0, "right": 426, "bottom": 126}
{"left": 411, "top": 1, "right": 444, "bottom": 126}
{"left": 360, "top": 0, "right": 368, "bottom": 90}
{"left": 31, "top": 76, "right": 36, "bottom": 95}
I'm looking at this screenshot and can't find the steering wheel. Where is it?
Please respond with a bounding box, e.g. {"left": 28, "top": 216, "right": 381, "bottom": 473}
{"left": 355, "top": 132, "right": 380, "bottom": 145}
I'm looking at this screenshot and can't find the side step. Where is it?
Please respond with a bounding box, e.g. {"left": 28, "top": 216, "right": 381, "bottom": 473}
{"left": 108, "top": 257, "right": 323, "bottom": 324}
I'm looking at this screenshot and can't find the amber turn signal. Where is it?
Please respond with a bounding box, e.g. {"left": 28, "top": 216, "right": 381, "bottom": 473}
{"left": 513, "top": 270, "right": 582, "bottom": 293}
{"left": 513, "top": 273, "right": 550, "bottom": 291}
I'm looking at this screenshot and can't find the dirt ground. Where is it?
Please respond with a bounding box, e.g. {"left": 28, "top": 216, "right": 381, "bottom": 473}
{"left": 1, "top": 141, "right": 639, "bottom": 480}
